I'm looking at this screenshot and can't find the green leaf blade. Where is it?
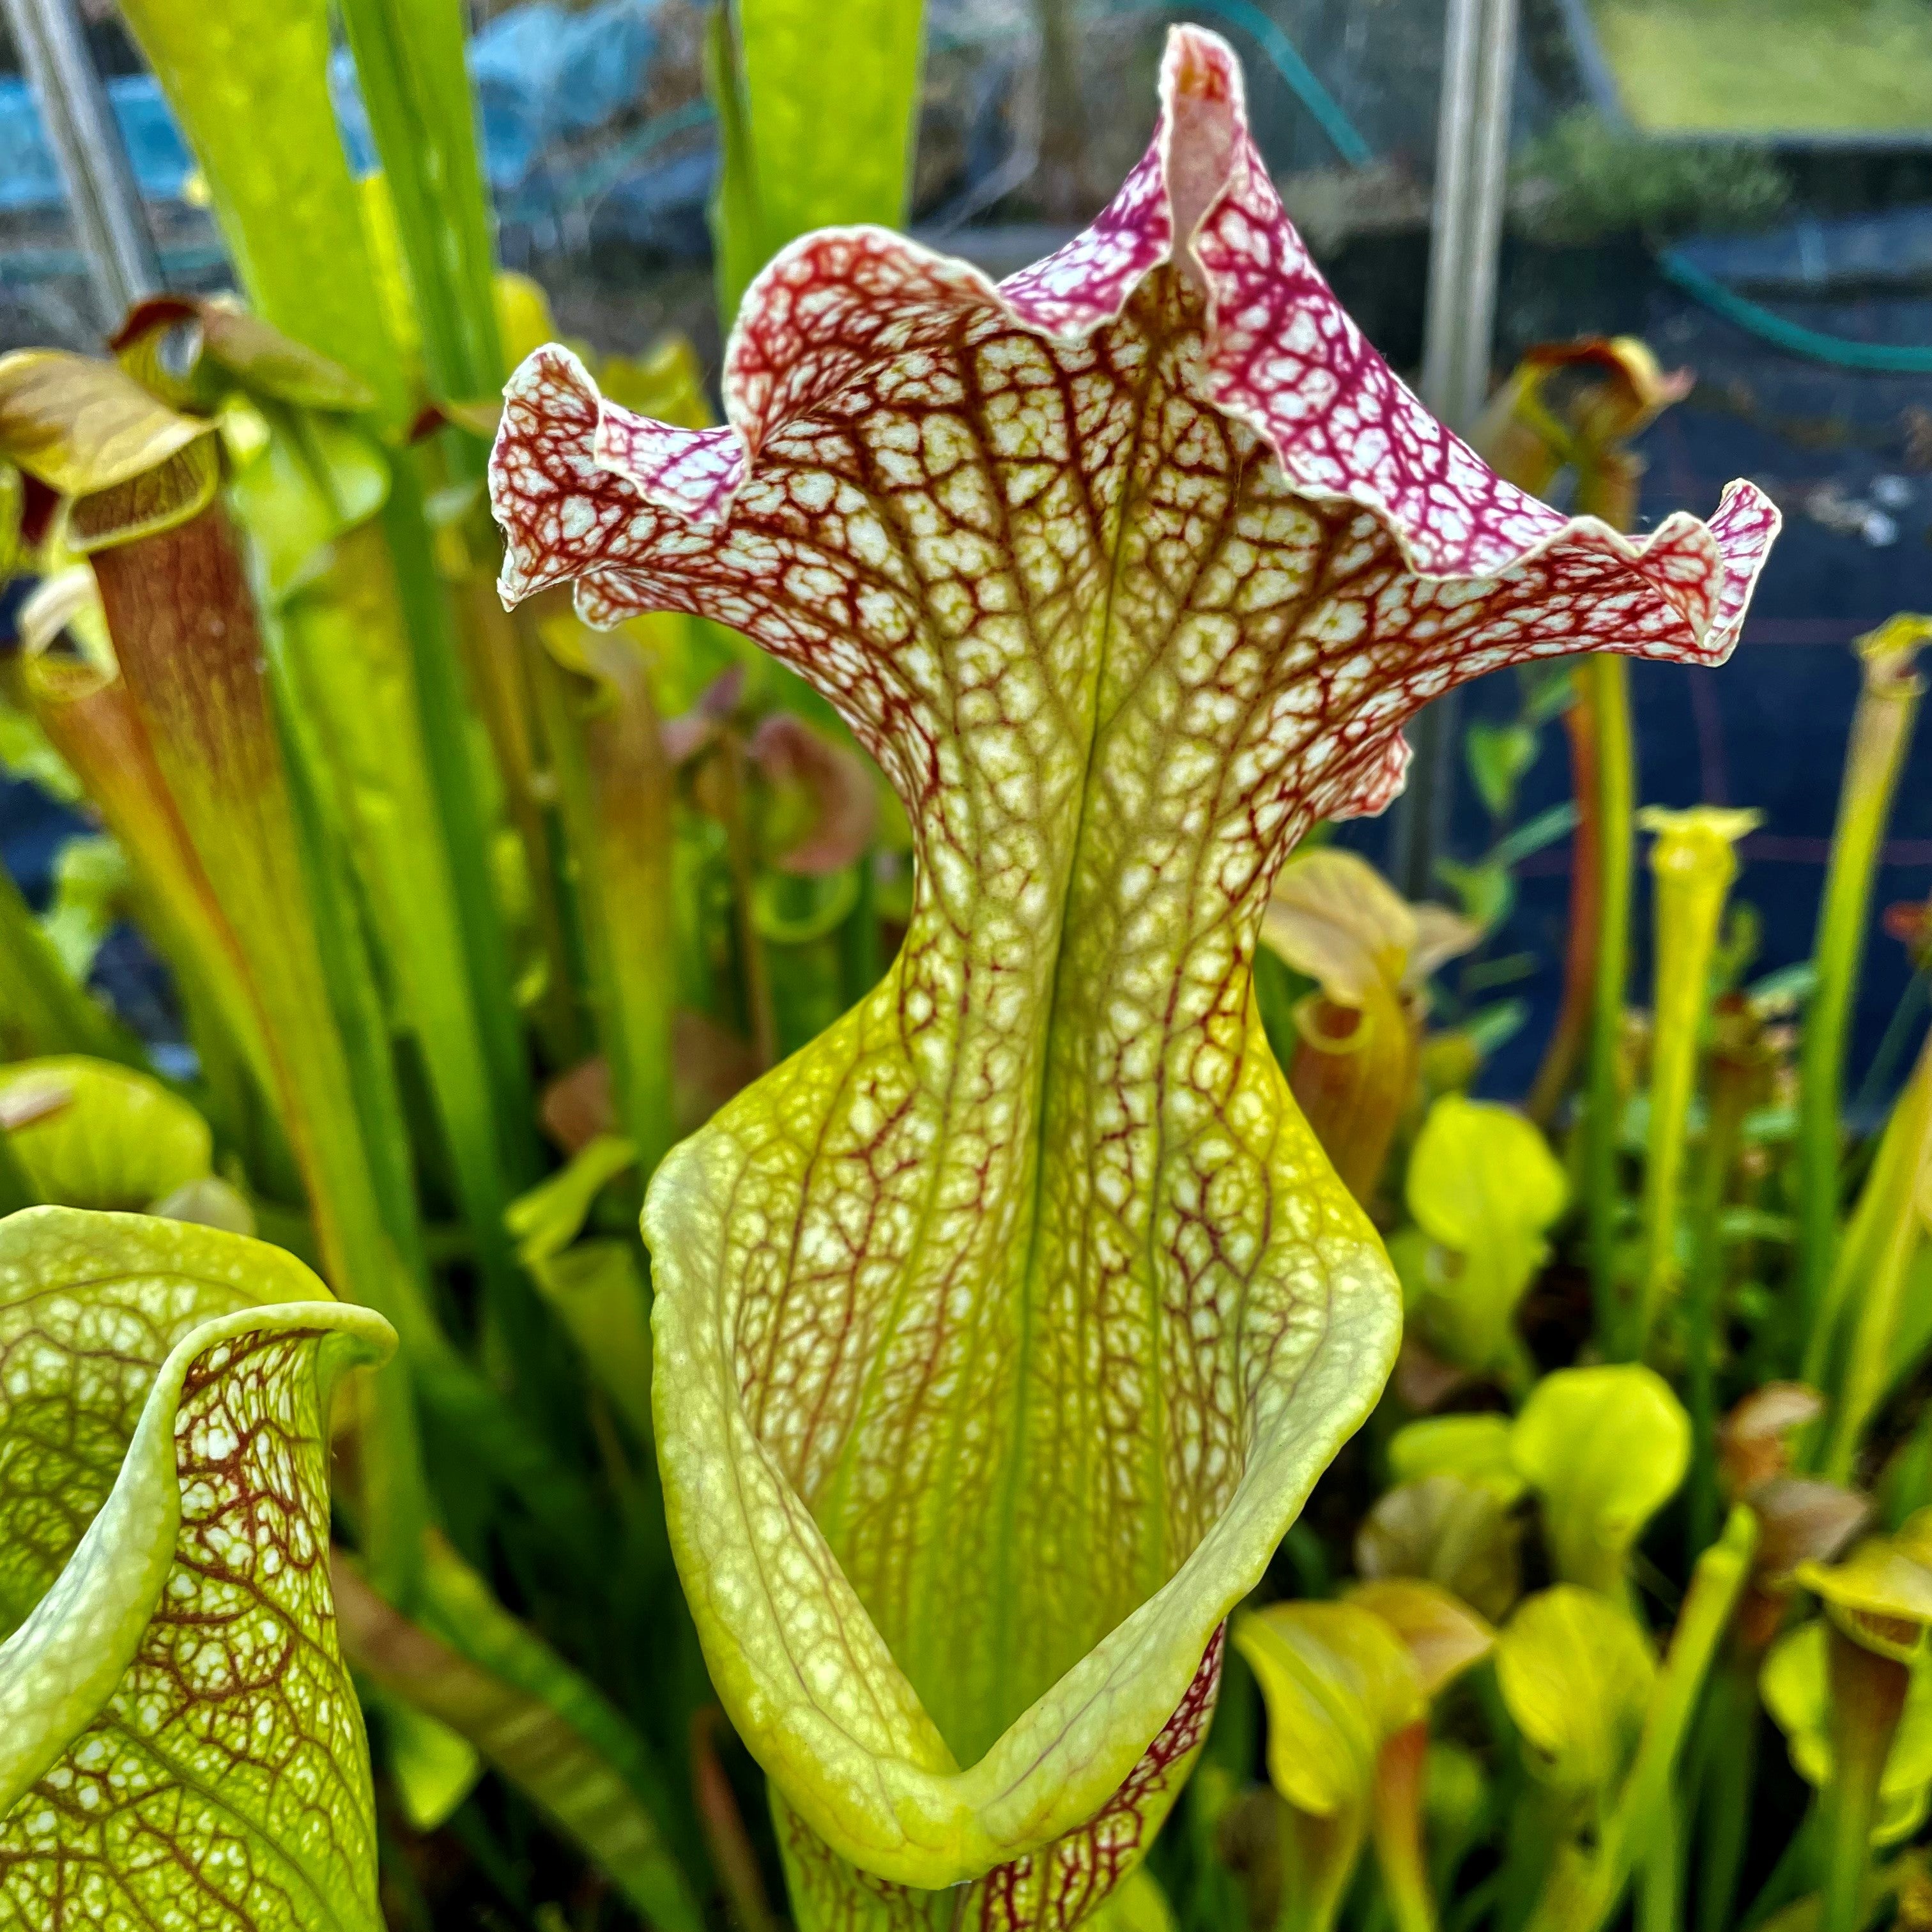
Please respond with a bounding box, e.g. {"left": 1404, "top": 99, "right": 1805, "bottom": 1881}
{"left": 0, "top": 1057, "right": 211, "bottom": 1210}
{"left": 1512, "top": 1365, "right": 1691, "bottom": 1598}
{"left": 714, "top": 0, "right": 924, "bottom": 318}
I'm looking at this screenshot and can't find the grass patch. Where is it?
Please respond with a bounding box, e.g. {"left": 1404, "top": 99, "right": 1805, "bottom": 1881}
{"left": 1590, "top": 0, "right": 1932, "bottom": 133}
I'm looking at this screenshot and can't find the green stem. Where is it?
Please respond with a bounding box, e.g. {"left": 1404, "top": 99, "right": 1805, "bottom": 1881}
{"left": 336, "top": 1538, "right": 704, "bottom": 1932}
{"left": 1687, "top": 1021, "right": 1756, "bottom": 1560}
{"left": 1582, "top": 654, "right": 1635, "bottom": 1343}
{"left": 275, "top": 504, "right": 536, "bottom": 1340}
{"left": 1524, "top": 1506, "right": 1758, "bottom": 1932}
{"left": 1884, "top": 1401, "right": 1932, "bottom": 1528}
{"left": 1798, "top": 620, "right": 1929, "bottom": 1374}
{"left": 0, "top": 1119, "right": 37, "bottom": 1215}
{"left": 718, "top": 734, "right": 779, "bottom": 1070}
{"left": 1279, "top": 1802, "right": 1363, "bottom": 1932}
{"left": 1694, "top": 1654, "right": 1761, "bottom": 1932}
{"left": 91, "top": 505, "right": 594, "bottom": 1594}
{"left": 0, "top": 859, "right": 145, "bottom": 1068}
{"left": 332, "top": 0, "right": 503, "bottom": 406}
{"left": 1851, "top": 970, "right": 1929, "bottom": 1121}
{"left": 383, "top": 467, "right": 540, "bottom": 1193}
{"left": 693, "top": 1708, "right": 781, "bottom": 1932}
{"left": 1527, "top": 677, "right": 1598, "bottom": 1129}
{"left": 266, "top": 641, "right": 434, "bottom": 1297}
{"left": 1820, "top": 1627, "right": 1909, "bottom": 1932}
{"left": 1371, "top": 1722, "right": 1437, "bottom": 1932}
{"left": 463, "top": 588, "right": 584, "bottom": 1068}
{"left": 1823, "top": 1030, "right": 1932, "bottom": 1480}
{"left": 843, "top": 848, "right": 882, "bottom": 1008}
{"left": 1740, "top": 1804, "right": 1821, "bottom": 1931}
{"left": 531, "top": 624, "right": 680, "bottom": 1178}
{"left": 1637, "top": 1791, "right": 1680, "bottom": 1932}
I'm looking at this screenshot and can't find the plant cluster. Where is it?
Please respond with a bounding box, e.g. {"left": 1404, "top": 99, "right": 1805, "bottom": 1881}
{"left": 1510, "top": 110, "right": 1790, "bottom": 247}
{"left": 0, "top": 10, "right": 1924, "bottom": 1932}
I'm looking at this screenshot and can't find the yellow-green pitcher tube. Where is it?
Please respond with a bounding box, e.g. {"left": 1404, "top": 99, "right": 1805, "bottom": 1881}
{"left": 1628, "top": 807, "right": 1758, "bottom": 1361}
{"left": 1797, "top": 618, "right": 1931, "bottom": 1374}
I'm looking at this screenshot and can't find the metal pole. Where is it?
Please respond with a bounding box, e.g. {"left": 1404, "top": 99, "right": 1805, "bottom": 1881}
{"left": 2, "top": 0, "right": 161, "bottom": 328}
{"left": 1391, "top": 0, "right": 1519, "bottom": 901}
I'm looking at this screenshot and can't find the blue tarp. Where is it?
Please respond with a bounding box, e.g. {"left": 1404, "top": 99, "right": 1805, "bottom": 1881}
{"left": 0, "top": 0, "right": 659, "bottom": 216}
{"left": 330, "top": 0, "right": 660, "bottom": 192}
{"left": 0, "top": 73, "right": 192, "bottom": 212}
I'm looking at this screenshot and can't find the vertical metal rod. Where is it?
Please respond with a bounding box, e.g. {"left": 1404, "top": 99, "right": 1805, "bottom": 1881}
{"left": 1418, "top": 0, "right": 1483, "bottom": 431}
{"left": 1391, "top": 0, "right": 1519, "bottom": 901}
{"left": 3, "top": 0, "right": 161, "bottom": 328}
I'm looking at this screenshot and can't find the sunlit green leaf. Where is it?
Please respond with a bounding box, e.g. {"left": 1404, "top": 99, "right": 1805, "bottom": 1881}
{"left": 1346, "top": 1578, "right": 1495, "bottom": 1697}
{"left": 505, "top": 1135, "right": 641, "bottom": 1266}
{"left": 334, "top": 0, "right": 504, "bottom": 405}
{"left": 0, "top": 1206, "right": 394, "bottom": 1928}
{"left": 375, "top": 1693, "right": 482, "bottom": 1832}
{"left": 1494, "top": 1586, "right": 1655, "bottom": 1795}
{"left": 710, "top": 0, "right": 924, "bottom": 319}
{"left": 1434, "top": 857, "right": 1514, "bottom": 935}
{"left": 1465, "top": 719, "right": 1541, "bottom": 820}
{"left": 1511, "top": 1365, "right": 1690, "bottom": 1595}
{"left": 0, "top": 1057, "right": 211, "bottom": 1209}
{"left": 115, "top": 0, "right": 408, "bottom": 425}
{"left": 1406, "top": 1096, "right": 1567, "bottom": 1380}
{"left": 1821, "top": 1031, "right": 1932, "bottom": 1479}
{"left": 0, "top": 860, "right": 143, "bottom": 1070}
{"left": 1424, "top": 1740, "right": 1489, "bottom": 1854}
{"left": 1236, "top": 1602, "right": 1423, "bottom": 1819}
{"left": 226, "top": 407, "right": 390, "bottom": 599}
{"left": 600, "top": 337, "right": 714, "bottom": 433}
{"left": 494, "top": 273, "right": 560, "bottom": 378}
{"left": 0, "top": 457, "right": 22, "bottom": 578}
{"left": 0, "top": 693, "right": 83, "bottom": 806}
{"left": 1388, "top": 1414, "right": 1526, "bottom": 1505}
{"left": 38, "top": 834, "right": 129, "bottom": 983}
{"left": 525, "top": 1240, "right": 656, "bottom": 1446}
